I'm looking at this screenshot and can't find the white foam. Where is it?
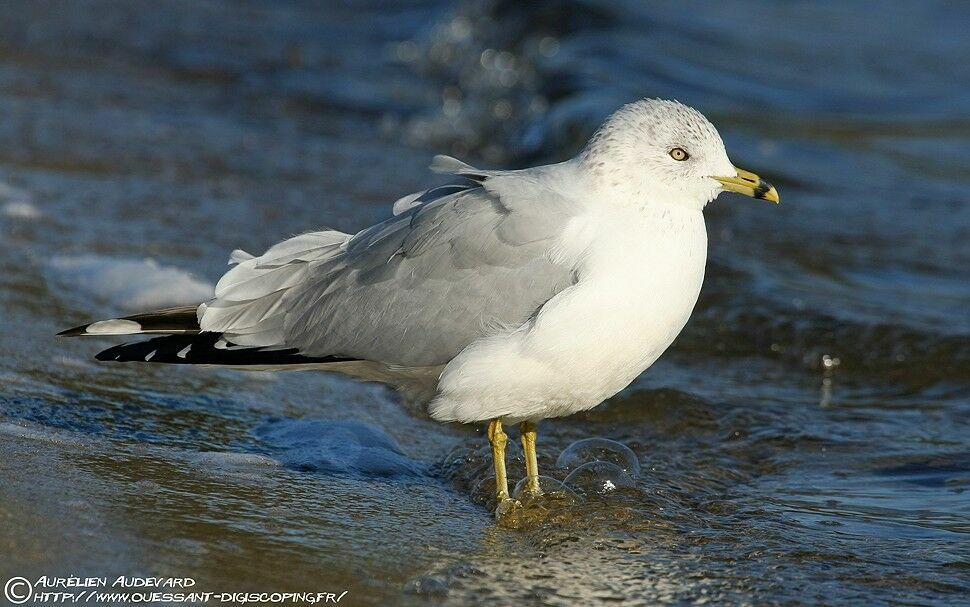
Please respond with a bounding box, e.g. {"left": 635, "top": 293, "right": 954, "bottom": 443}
{"left": 188, "top": 451, "right": 281, "bottom": 468}
{"left": 48, "top": 255, "right": 214, "bottom": 311}
{"left": 52, "top": 356, "right": 99, "bottom": 371}
{"left": 0, "top": 181, "right": 41, "bottom": 220}
{"left": 0, "top": 421, "right": 88, "bottom": 448}
{"left": 2, "top": 201, "right": 42, "bottom": 220}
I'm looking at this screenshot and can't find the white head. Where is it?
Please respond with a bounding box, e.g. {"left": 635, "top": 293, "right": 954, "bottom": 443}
{"left": 581, "top": 99, "right": 778, "bottom": 210}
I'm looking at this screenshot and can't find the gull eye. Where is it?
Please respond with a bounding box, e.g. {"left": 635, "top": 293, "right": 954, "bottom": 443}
{"left": 669, "top": 147, "right": 689, "bottom": 161}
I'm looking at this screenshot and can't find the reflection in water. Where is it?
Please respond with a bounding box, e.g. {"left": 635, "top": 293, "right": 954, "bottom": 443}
{"left": 0, "top": 0, "right": 967, "bottom": 605}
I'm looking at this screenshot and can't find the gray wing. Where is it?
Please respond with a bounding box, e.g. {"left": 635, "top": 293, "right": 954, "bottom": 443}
{"left": 200, "top": 159, "right": 580, "bottom": 367}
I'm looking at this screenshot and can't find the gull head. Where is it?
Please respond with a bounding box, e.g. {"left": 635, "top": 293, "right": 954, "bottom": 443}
{"left": 581, "top": 99, "right": 778, "bottom": 210}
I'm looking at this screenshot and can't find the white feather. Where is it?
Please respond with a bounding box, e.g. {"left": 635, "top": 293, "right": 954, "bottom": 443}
{"left": 392, "top": 190, "right": 426, "bottom": 216}
{"left": 228, "top": 249, "right": 255, "bottom": 265}
{"left": 204, "top": 230, "right": 349, "bottom": 338}
{"left": 429, "top": 154, "right": 475, "bottom": 175}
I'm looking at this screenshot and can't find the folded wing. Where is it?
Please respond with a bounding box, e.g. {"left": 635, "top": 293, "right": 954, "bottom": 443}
{"left": 200, "top": 157, "right": 581, "bottom": 367}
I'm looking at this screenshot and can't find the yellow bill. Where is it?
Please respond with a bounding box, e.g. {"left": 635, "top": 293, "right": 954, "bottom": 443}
{"left": 713, "top": 167, "right": 779, "bottom": 203}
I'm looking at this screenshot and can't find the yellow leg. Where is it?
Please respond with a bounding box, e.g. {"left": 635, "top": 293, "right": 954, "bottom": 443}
{"left": 521, "top": 420, "right": 541, "bottom": 496}
{"left": 487, "top": 419, "right": 511, "bottom": 504}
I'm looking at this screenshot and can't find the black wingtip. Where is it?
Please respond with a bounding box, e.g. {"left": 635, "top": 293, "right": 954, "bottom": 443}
{"left": 57, "top": 306, "right": 202, "bottom": 338}
{"left": 57, "top": 324, "right": 90, "bottom": 337}
{"left": 94, "top": 333, "right": 359, "bottom": 366}
{"left": 95, "top": 346, "right": 124, "bottom": 361}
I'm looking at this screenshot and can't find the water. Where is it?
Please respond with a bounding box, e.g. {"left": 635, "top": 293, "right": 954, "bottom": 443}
{"left": 1, "top": 0, "right": 968, "bottom": 604}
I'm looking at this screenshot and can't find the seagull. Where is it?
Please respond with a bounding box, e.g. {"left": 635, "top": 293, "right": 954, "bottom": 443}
{"left": 60, "top": 99, "right": 778, "bottom": 516}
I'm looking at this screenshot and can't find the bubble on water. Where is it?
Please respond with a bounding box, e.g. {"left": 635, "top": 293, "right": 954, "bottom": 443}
{"left": 404, "top": 575, "right": 449, "bottom": 597}
{"left": 471, "top": 475, "right": 497, "bottom": 507}
{"left": 442, "top": 446, "right": 473, "bottom": 465}
{"left": 442, "top": 446, "right": 492, "bottom": 486}
{"left": 556, "top": 438, "right": 641, "bottom": 477}
{"left": 563, "top": 461, "right": 636, "bottom": 496}
{"left": 512, "top": 475, "right": 578, "bottom": 502}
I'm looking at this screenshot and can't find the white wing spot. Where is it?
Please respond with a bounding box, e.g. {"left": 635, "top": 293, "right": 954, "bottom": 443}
{"left": 145, "top": 350, "right": 157, "bottom": 361}
{"left": 85, "top": 319, "right": 142, "bottom": 335}
{"left": 176, "top": 345, "right": 191, "bottom": 359}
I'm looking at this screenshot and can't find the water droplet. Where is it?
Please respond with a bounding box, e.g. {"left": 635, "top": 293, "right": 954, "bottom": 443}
{"left": 492, "top": 99, "right": 512, "bottom": 119}
{"left": 538, "top": 36, "right": 560, "bottom": 57}
{"left": 479, "top": 48, "right": 496, "bottom": 69}
{"left": 821, "top": 354, "right": 841, "bottom": 369}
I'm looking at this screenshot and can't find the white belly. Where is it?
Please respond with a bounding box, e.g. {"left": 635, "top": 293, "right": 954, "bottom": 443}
{"left": 430, "top": 205, "right": 707, "bottom": 423}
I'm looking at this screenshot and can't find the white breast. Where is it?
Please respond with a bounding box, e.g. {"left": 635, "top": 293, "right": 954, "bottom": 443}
{"left": 430, "top": 203, "right": 708, "bottom": 424}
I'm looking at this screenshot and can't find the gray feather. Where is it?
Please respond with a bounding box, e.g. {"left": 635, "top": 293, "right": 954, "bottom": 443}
{"left": 199, "top": 160, "right": 581, "bottom": 367}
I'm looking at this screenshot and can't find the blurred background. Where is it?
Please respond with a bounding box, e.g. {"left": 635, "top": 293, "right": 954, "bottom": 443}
{"left": 0, "top": 1, "right": 967, "bottom": 605}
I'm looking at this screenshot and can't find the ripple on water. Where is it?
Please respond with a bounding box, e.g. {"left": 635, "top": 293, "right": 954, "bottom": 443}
{"left": 255, "top": 419, "right": 429, "bottom": 478}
